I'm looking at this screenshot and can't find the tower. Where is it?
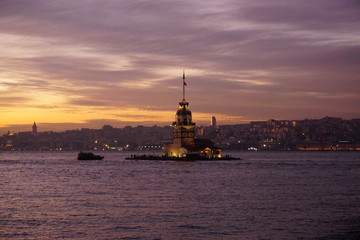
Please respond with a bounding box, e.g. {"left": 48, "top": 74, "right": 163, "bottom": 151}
{"left": 164, "top": 71, "right": 195, "bottom": 157}
{"left": 211, "top": 116, "right": 217, "bottom": 127}
{"left": 163, "top": 71, "right": 222, "bottom": 158}
{"left": 172, "top": 99, "right": 196, "bottom": 147}
{"left": 32, "top": 122, "right": 38, "bottom": 136}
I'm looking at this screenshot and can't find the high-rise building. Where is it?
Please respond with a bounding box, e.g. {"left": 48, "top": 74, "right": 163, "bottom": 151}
{"left": 211, "top": 116, "right": 217, "bottom": 127}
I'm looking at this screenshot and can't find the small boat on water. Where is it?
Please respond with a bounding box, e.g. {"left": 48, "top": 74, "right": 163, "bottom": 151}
{"left": 77, "top": 152, "right": 104, "bottom": 160}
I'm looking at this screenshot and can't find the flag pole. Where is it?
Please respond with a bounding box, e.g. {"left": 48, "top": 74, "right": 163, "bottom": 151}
{"left": 183, "top": 69, "right": 185, "bottom": 101}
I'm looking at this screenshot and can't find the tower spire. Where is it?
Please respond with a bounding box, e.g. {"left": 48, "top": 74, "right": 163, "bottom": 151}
{"left": 182, "top": 69, "right": 186, "bottom": 101}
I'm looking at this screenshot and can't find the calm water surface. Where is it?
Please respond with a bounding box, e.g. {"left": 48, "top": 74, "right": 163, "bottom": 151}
{"left": 0, "top": 151, "right": 360, "bottom": 239}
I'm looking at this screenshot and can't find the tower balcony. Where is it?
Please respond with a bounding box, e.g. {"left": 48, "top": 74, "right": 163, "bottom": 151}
{"left": 172, "top": 121, "right": 196, "bottom": 126}
{"left": 179, "top": 100, "right": 189, "bottom": 107}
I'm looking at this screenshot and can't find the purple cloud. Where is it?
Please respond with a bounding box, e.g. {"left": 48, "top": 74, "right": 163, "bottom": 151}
{"left": 1, "top": 0, "right": 360, "bottom": 132}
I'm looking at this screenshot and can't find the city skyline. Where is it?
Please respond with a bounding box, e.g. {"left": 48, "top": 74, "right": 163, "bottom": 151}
{"left": 1, "top": 1, "right": 360, "bottom": 133}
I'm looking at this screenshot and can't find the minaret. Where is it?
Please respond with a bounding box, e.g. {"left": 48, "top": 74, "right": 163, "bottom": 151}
{"left": 32, "top": 122, "right": 38, "bottom": 136}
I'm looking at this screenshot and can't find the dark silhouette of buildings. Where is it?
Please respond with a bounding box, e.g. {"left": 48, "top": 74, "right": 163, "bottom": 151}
{"left": 206, "top": 117, "right": 360, "bottom": 151}
{"left": 1, "top": 117, "right": 360, "bottom": 151}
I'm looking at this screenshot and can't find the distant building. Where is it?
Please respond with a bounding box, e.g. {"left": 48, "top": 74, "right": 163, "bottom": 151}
{"left": 163, "top": 72, "right": 221, "bottom": 157}
{"left": 211, "top": 116, "right": 217, "bottom": 127}
{"left": 32, "top": 122, "right": 38, "bottom": 136}
{"left": 5, "top": 131, "right": 13, "bottom": 149}
{"left": 196, "top": 126, "right": 205, "bottom": 136}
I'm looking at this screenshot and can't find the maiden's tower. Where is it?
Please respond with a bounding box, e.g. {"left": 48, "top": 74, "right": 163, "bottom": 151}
{"left": 127, "top": 71, "right": 239, "bottom": 160}
{"left": 163, "top": 71, "right": 221, "bottom": 158}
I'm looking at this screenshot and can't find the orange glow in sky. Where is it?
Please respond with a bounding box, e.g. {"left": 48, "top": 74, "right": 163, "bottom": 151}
{"left": 1, "top": 1, "right": 359, "bottom": 133}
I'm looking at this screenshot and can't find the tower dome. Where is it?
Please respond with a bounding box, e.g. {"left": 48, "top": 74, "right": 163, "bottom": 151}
{"left": 173, "top": 100, "right": 193, "bottom": 126}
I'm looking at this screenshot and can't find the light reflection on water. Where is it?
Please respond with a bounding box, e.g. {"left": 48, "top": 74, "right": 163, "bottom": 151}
{"left": 0, "top": 151, "right": 360, "bottom": 239}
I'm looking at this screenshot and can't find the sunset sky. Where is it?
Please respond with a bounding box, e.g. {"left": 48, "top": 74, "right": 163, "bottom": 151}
{"left": 1, "top": 0, "right": 360, "bottom": 133}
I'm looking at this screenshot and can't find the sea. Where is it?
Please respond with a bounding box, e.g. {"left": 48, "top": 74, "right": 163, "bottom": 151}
{"left": 0, "top": 151, "right": 359, "bottom": 240}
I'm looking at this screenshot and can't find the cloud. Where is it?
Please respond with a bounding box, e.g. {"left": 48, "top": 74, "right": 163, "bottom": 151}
{"left": 0, "top": 0, "right": 360, "bottom": 132}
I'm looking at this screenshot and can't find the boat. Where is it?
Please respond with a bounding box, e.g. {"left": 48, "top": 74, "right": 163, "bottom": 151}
{"left": 77, "top": 152, "right": 104, "bottom": 160}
